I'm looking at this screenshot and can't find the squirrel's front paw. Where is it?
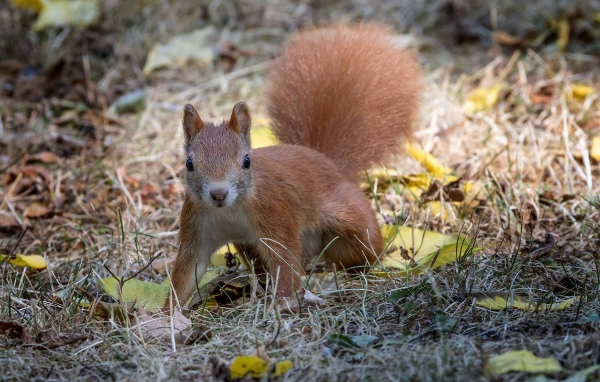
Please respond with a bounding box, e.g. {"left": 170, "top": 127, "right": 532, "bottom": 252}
{"left": 276, "top": 288, "right": 327, "bottom": 314}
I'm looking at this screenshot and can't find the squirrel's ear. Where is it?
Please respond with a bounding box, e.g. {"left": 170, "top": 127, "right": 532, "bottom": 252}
{"left": 182, "top": 104, "right": 204, "bottom": 143}
{"left": 229, "top": 102, "right": 251, "bottom": 136}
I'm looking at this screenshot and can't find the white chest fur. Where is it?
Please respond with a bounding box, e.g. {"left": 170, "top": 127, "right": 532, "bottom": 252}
{"left": 199, "top": 206, "right": 257, "bottom": 246}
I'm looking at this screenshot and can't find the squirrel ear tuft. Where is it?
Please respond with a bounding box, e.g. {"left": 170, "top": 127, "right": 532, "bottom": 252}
{"left": 229, "top": 102, "right": 251, "bottom": 136}
{"left": 182, "top": 104, "right": 204, "bottom": 143}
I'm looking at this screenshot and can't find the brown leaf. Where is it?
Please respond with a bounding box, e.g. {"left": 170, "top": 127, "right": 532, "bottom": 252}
{"left": 4, "top": 165, "right": 52, "bottom": 185}
{"left": 529, "top": 92, "right": 553, "bottom": 106}
{"left": 24, "top": 202, "right": 53, "bottom": 218}
{"left": 0, "top": 320, "right": 31, "bottom": 343}
{"left": 24, "top": 151, "right": 61, "bottom": 165}
{"left": 492, "top": 31, "right": 525, "bottom": 46}
{"left": 5, "top": 176, "right": 33, "bottom": 196}
{"left": 0, "top": 212, "right": 21, "bottom": 231}
{"left": 31, "top": 332, "right": 87, "bottom": 350}
{"left": 138, "top": 307, "right": 208, "bottom": 345}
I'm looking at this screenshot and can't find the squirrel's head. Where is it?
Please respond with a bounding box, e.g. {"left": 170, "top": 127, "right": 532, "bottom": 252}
{"left": 181, "top": 102, "right": 253, "bottom": 208}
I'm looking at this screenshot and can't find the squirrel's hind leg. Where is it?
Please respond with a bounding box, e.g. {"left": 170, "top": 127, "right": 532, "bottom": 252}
{"left": 320, "top": 183, "right": 384, "bottom": 272}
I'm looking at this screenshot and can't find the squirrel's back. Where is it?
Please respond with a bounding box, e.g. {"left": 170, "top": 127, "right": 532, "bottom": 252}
{"left": 265, "top": 22, "right": 422, "bottom": 179}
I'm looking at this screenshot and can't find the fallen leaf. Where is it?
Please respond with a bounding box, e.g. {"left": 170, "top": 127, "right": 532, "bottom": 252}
{"left": 272, "top": 360, "right": 294, "bottom": 377}
{"left": 228, "top": 356, "right": 293, "bottom": 379}
{"left": 529, "top": 92, "right": 553, "bottom": 106}
{"left": 277, "top": 288, "right": 327, "bottom": 314}
{"left": 569, "top": 83, "right": 595, "bottom": 102}
{"left": 0, "top": 320, "right": 86, "bottom": 349}
{"left": 143, "top": 27, "right": 217, "bottom": 75}
{"left": 405, "top": 142, "right": 453, "bottom": 179}
{"left": 25, "top": 151, "right": 60, "bottom": 164}
{"left": 0, "top": 254, "right": 47, "bottom": 269}
{"left": 137, "top": 306, "right": 208, "bottom": 344}
{"left": 473, "top": 292, "right": 578, "bottom": 311}
{"left": 229, "top": 355, "right": 269, "bottom": 379}
{"left": 591, "top": 136, "right": 600, "bottom": 162}
{"left": 99, "top": 277, "right": 169, "bottom": 311}
{"left": 563, "top": 365, "right": 600, "bottom": 382}
{"left": 109, "top": 89, "right": 147, "bottom": 115}
{"left": 0, "top": 212, "right": 21, "bottom": 231}
{"left": 31, "top": 332, "right": 87, "bottom": 350}
{"left": 595, "top": 13, "right": 600, "bottom": 23}
{"left": 24, "top": 202, "right": 52, "bottom": 218}
{"left": 485, "top": 350, "right": 562, "bottom": 375}
{"left": 33, "top": 0, "right": 100, "bottom": 31}
{"left": 492, "top": 31, "right": 525, "bottom": 46}
{"left": 463, "top": 83, "right": 503, "bottom": 113}
{"left": 375, "top": 226, "right": 474, "bottom": 277}
{"left": 0, "top": 320, "right": 31, "bottom": 342}
{"left": 10, "top": 0, "right": 42, "bottom": 11}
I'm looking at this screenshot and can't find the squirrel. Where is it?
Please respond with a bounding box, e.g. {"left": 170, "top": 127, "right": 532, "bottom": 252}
{"left": 167, "top": 22, "right": 422, "bottom": 307}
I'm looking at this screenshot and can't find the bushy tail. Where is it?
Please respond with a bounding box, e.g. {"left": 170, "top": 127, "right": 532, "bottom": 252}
{"left": 265, "top": 22, "right": 421, "bottom": 179}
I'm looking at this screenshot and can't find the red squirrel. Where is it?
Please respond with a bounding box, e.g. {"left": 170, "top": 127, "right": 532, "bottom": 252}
{"left": 167, "top": 22, "right": 421, "bottom": 307}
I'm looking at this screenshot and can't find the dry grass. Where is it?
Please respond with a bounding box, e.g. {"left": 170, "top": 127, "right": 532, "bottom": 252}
{"left": 1, "top": 1, "right": 600, "bottom": 381}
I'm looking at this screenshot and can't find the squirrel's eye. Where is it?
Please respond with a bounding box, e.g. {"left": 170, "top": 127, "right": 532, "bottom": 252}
{"left": 186, "top": 157, "right": 194, "bottom": 171}
{"left": 243, "top": 154, "right": 251, "bottom": 169}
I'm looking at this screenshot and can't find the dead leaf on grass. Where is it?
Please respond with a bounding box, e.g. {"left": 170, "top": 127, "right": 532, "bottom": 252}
{"left": 463, "top": 83, "right": 504, "bottom": 113}
{"left": 375, "top": 226, "right": 474, "bottom": 278}
{"left": 473, "top": 292, "right": 578, "bottom": 311}
{"left": 277, "top": 288, "right": 327, "bottom": 314}
{"left": 229, "top": 355, "right": 294, "bottom": 379}
{"left": 0, "top": 320, "right": 31, "bottom": 342}
{"left": 568, "top": 83, "right": 595, "bottom": 102}
{"left": 492, "top": 31, "right": 525, "bottom": 46}
{"left": 485, "top": 350, "right": 561, "bottom": 375}
{"left": 0, "top": 212, "right": 21, "bottom": 231}
{"left": 0, "top": 254, "right": 47, "bottom": 269}
{"left": 591, "top": 136, "right": 600, "bottom": 162}
{"left": 138, "top": 306, "right": 209, "bottom": 344}
{"left": 24, "top": 151, "right": 61, "bottom": 165}
{"left": 31, "top": 332, "right": 87, "bottom": 350}
{"left": 33, "top": 0, "right": 100, "bottom": 31}
{"left": 24, "top": 202, "right": 53, "bottom": 218}
{"left": 0, "top": 320, "right": 86, "bottom": 349}
{"left": 143, "top": 27, "right": 217, "bottom": 75}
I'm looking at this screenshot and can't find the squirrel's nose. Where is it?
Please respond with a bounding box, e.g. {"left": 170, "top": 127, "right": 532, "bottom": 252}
{"left": 210, "top": 188, "right": 228, "bottom": 202}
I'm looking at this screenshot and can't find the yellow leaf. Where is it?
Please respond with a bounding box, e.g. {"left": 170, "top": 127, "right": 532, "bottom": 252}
{"left": 595, "top": 13, "right": 600, "bottom": 23}
{"left": 463, "top": 83, "right": 503, "bottom": 113}
{"left": 10, "top": 0, "right": 42, "bottom": 11}
{"left": 273, "top": 360, "right": 294, "bottom": 377}
{"left": 474, "top": 292, "right": 578, "bottom": 311}
{"left": 568, "top": 83, "right": 595, "bottom": 102}
{"left": 33, "top": 0, "right": 99, "bottom": 31}
{"left": 375, "top": 226, "right": 473, "bottom": 277}
{"left": 143, "top": 28, "right": 216, "bottom": 75}
{"left": 229, "top": 355, "right": 269, "bottom": 379}
{"left": 405, "top": 142, "right": 453, "bottom": 179}
{"left": 100, "top": 278, "right": 169, "bottom": 312}
{"left": 591, "top": 136, "right": 600, "bottom": 162}
{"left": 0, "top": 254, "right": 47, "bottom": 269}
{"left": 251, "top": 126, "right": 279, "bottom": 149}
{"left": 229, "top": 356, "right": 293, "bottom": 379}
{"left": 556, "top": 19, "right": 570, "bottom": 53}
{"left": 485, "top": 350, "right": 562, "bottom": 375}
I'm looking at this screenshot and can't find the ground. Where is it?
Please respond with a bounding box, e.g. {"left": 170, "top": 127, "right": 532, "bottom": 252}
{"left": 1, "top": 1, "right": 600, "bottom": 381}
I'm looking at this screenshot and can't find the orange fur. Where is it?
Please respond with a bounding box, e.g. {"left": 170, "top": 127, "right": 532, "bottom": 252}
{"left": 266, "top": 22, "right": 421, "bottom": 180}
{"left": 167, "top": 22, "right": 421, "bottom": 307}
